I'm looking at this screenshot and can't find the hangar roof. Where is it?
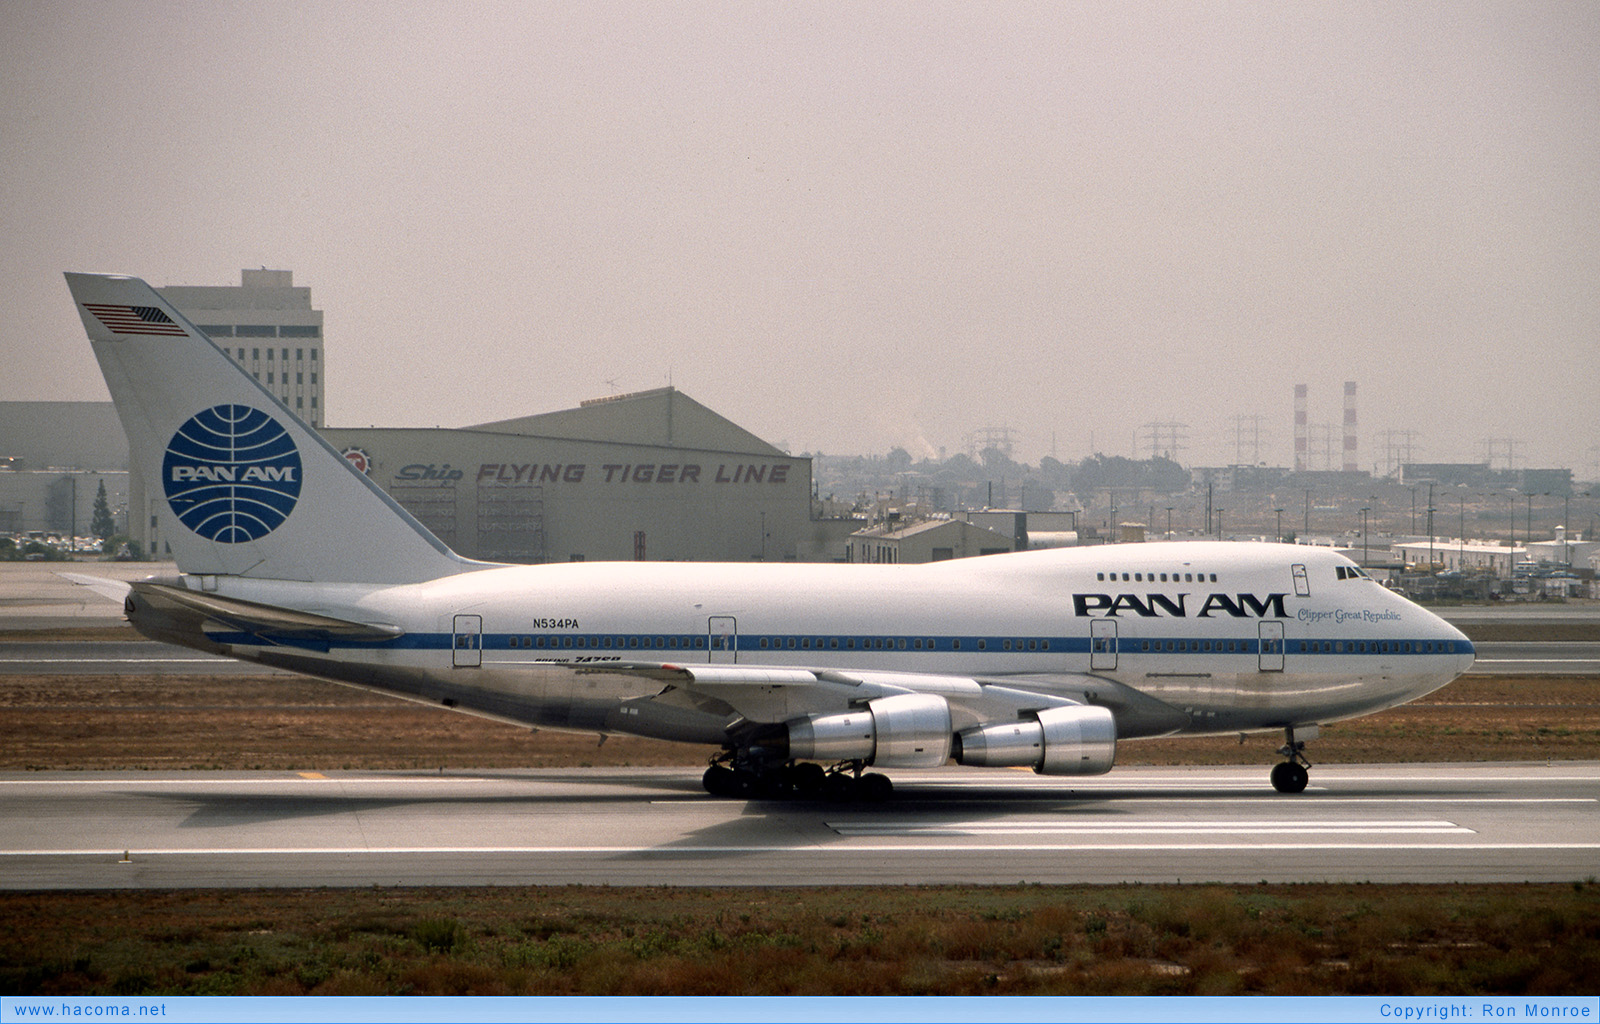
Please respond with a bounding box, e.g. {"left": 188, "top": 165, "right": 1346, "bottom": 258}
{"left": 466, "top": 387, "right": 784, "bottom": 456}
{"left": 0, "top": 402, "right": 129, "bottom": 470}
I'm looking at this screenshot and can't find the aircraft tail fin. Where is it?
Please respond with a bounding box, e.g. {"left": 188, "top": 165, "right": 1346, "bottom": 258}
{"left": 64, "top": 273, "right": 482, "bottom": 585}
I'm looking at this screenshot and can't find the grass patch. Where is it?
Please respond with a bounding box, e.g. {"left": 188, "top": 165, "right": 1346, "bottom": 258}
{"left": 2, "top": 673, "right": 1596, "bottom": 770}
{"left": 2, "top": 884, "right": 1595, "bottom": 996}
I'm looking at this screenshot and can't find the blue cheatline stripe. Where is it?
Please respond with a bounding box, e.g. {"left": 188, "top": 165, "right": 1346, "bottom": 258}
{"left": 204, "top": 629, "right": 1472, "bottom": 658}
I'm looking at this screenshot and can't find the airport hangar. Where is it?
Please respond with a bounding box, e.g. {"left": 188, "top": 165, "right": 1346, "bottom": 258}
{"left": 320, "top": 386, "right": 841, "bottom": 564}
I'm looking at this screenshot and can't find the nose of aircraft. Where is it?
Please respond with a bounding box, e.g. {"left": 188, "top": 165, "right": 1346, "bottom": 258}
{"left": 1419, "top": 601, "right": 1477, "bottom": 680}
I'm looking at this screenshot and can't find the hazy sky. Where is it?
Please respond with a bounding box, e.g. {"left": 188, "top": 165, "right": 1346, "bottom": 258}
{"left": 4, "top": 1, "right": 1596, "bottom": 475}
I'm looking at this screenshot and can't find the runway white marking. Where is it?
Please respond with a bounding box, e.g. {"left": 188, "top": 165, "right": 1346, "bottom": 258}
{"left": 910, "top": 775, "right": 1600, "bottom": 787}
{"left": 1477, "top": 659, "right": 1600, "bottom": 665}
{"left": 827, "top": 819, "right": 1475, "bottom": 836}
{"left": 0, "top": 777, "right": 522, "bottom": 786}
{"left": 2, "top": 776, "right": 1595, "bottom": 791}
{"left": 4, "top": 843, "right": 1598, "bottom": 857}
{"left": 0, "top": 657, "right": 228, "bottom": 664}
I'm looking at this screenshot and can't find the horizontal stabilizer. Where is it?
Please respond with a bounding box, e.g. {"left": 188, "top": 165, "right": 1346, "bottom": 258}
{"left": 130, "top": 580, "right": 403, "bottom": 645}
{"left": 55, "top": 573, "right": 134, "bottom": 604}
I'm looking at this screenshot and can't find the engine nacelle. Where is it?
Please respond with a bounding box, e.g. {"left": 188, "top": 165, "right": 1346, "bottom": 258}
{"left": 786, "top": 693, "right": 953, "bottom": 769}
{"left": 953, "top": 705, "right": 1116, "bottom": 775}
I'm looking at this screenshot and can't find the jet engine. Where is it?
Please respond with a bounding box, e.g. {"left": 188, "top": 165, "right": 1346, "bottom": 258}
{"left": 953, "top": 705, "right": 1116, "bottom": 775}
{"left": 786, "top": 693, "right": 953, "bottom": 769}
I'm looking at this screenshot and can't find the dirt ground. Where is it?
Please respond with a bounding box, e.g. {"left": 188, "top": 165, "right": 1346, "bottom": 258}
{"left": 2, "top": 671, "right": 1596, "bottom": 771}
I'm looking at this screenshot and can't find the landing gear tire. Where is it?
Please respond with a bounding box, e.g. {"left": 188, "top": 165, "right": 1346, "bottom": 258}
{"left": 822, "top": 772, "right": 857, "bottom": 802}
{"left": 788, "top": 761, "right": 827, "bottom": 798}
{"left": 1270, "top": 725, "right": 1314, "bottom": 793}
{"left": 702, "top": 764, "right": 739, "bottom": 797}
{"left": 857, "top": 772, "right": 893, "bottom": 803}
{"left": 704, "top": 756, "right": 833, "bottom": 800}
{"left": 1270, "top": 760, "right": 1309, "bottom": 794}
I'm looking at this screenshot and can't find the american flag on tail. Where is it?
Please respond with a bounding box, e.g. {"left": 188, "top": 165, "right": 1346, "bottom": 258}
{"left": 83, "top": 303, "right": 188, "bottom": 336}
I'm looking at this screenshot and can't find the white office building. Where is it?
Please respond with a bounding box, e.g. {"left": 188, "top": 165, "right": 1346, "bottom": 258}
{"left": 159, "top": 269, "right": 325, "bottom": 428}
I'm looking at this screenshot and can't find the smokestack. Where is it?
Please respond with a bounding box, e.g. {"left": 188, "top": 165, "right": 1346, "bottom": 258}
{"left": 1343, "top": 381, "right": 1358, "bottom": 472}
{"left": 1294, "top": 384, "right": 1307, "bottom": 472}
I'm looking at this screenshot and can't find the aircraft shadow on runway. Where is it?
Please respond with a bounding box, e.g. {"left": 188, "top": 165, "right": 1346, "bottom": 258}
{"left": 113, "top": 771, "right": 1495, "bottom": 858}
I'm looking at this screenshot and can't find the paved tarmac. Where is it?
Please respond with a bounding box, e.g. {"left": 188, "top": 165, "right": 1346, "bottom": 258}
{"left": 2, "top": 763, "right": 1595, "bottom": 889}
{"left": 0, "top": 640, "right": 292, "bottom": 674}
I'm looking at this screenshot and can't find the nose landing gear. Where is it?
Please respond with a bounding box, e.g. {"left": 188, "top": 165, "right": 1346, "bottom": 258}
{"left": 1270, "top": 724, "right": 1315, "bottom": 793}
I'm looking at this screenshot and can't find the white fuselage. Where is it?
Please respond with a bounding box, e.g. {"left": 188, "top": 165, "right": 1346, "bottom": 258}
{"left": 176, "top": 541, "right": 1475, "bottom": 749}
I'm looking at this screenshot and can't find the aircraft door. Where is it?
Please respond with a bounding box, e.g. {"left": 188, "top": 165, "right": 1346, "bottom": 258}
{"left": 708, "top": 616, "right": 737, "bottom": 664}
{"left": 1259, "top": 621, "right": 1284, "bottom": 672}
{"left": 452, "top": 614, "right": 483, "bottom": 668}
{"left": 1090, "top": 619, "right": 1117, "bottom": 671}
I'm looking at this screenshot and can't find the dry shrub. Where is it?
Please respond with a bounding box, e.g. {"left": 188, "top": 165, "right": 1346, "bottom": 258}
{"left": 396, "top": 960, "right": 509, "bottom": 995}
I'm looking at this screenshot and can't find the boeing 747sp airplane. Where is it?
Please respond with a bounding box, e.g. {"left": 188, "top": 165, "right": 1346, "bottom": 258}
{"left": 64, "top": 273, "right": 1475, "bottom": 798}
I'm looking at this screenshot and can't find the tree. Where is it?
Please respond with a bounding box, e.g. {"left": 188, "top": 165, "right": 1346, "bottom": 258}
{"left": 90, "top": 480, "right": 116, "bottom": 541}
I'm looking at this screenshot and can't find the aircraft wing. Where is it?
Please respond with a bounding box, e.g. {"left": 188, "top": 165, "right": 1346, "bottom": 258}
{"left": 583, "top": 660, "right": 1093, "bottom": 729}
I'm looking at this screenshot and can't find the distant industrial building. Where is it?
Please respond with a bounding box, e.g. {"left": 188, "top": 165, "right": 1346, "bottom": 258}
{"left": 846, "top": 518, "right": 1012, "bottom": 564}
{"left": 961, "top": 510, "right": 1082, "bottom": 550}
{"left": 0, "top": 402, "right": 128, "bottom": 472}
{"left": 0, "top": 467, "right": 127, "bottom": 540}
{"left": 1399, "top": 463, "right": 1575, "bottom": 496}
{"left": 323, "top": 387, "right": 818, "bottom": 563}
{"left": 1393, "top": 539, "right": 1524, "bottom": 575}
{"left": 0, "top": 402, "right": 130, "bottom": 538}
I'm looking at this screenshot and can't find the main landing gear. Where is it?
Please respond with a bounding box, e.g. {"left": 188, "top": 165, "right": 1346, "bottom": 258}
{"left": 702, "top": 751, "right": 893, "bottom": 802}
{"left": 1270, "top": 725, "right": 1314, "bottom": 794}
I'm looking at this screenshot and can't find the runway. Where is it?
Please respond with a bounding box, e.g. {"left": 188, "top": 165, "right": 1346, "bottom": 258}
{"left": 3, "top": 638, "right": 1599, "bottom": 675}
{"left": 0, "top": 640, "right": 291, "bottom": 675}
{"left": 3, "top": 763, "right": 1596, "bottom": 889}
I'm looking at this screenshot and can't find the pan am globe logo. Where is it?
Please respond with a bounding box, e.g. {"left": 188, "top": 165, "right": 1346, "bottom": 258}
{"left": 163, "top": 405, "right": 302, "bottom": 543}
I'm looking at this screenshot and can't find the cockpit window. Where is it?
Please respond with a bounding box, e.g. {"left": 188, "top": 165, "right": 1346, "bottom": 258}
{"left": 1335, "top": 565, "right": 1373, "bottom": 581}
